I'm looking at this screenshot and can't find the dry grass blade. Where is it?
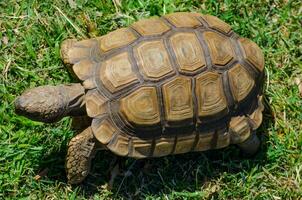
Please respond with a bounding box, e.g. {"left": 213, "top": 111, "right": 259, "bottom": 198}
{"left": 112, "top": 0, "right": 122, "bottom": 14}
{"left": 2, "top": 59, "right": 11, "bottom": 80}
{"left": 67, "top": 0, "right": 77, "bottom": 9}
{"left": 53, "top": 5, "right": 86, "bottom": 38}
{"left": 294, "top": 77, "right": 302, "bottom": 97}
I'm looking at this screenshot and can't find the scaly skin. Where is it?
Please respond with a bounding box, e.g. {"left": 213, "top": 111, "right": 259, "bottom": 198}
{"left": 237, "top": 132, "right": 260, "bottom": 156}
{"left": 14, "top": 83, "right": 85, "bottom": 123}
{"left": 66, "top": 127, "right": 97, "bottom": 184}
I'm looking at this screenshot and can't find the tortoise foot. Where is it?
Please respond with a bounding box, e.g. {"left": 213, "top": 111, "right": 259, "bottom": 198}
{"left": 237, "top": 132, "right": 260, "bottom": 156}
{"left": 66, "top": 127, "right": 97, "bottom": 184}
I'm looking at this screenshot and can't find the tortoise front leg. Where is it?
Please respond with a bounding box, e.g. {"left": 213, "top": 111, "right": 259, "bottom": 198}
{"left": 66, "top": 126, "right": 99, "bottom": 184}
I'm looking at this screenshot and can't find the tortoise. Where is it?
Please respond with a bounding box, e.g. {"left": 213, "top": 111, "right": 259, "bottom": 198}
{"left": 15, "top": 12, "right": 265, "bottom": 184}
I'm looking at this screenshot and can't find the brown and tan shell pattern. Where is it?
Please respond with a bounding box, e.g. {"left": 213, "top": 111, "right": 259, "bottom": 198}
{"left": 61, "top": 12, "right": 265, "bottom": 158}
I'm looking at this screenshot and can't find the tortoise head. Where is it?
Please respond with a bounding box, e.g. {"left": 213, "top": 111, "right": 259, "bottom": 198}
{"left": 15, "top": 84, "right": 86, "bottom": 123}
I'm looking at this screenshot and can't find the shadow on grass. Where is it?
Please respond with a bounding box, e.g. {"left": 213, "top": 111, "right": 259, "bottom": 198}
{"left": 80, "top": 137, "right": 270, "bottom": 199}
{"left": 36, "top": 100, "right": 274, "bottom": 199}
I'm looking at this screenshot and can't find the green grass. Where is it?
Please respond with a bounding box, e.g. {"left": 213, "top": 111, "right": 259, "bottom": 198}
{"left": 1, "top": 0, "right": 301, "bottom": 199}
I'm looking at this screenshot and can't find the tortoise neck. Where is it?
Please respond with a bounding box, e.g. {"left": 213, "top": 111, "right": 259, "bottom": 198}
{"left": 64, "top": 83, "right": 86, "bottom": 116}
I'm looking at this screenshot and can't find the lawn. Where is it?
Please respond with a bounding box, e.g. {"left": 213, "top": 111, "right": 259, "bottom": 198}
{"left": 0, "top": 0, "right": 301, "bottom": 199}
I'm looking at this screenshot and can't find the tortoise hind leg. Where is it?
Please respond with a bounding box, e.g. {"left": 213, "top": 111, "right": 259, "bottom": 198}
{"left": 237, "top": 132, "right": 260, "bottom": 156}
{"left": 229, "top": 117, "right": 260, "bottom": 156}
{"left": 229, "top": 96, "right": 264, "bottom": 156}
{"left": 238, "top": 96, "right": 264, "bottom": 155}
{"left": 66, "top": 126, "right": 98, "bottom": 184}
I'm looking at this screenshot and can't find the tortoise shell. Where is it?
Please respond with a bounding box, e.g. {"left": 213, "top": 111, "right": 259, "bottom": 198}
{"left": 62, "top": 12, "right": 265, "bottom": 158}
